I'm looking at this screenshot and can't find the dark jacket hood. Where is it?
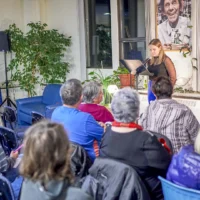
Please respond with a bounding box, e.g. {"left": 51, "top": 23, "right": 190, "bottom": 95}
{"left": 29, "top": 179, "right": 69, "bottom": 200}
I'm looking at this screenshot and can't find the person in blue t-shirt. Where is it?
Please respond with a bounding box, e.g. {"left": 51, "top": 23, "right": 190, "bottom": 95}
{"left": 51, "top": 79, "right": 104, "bottom": 161}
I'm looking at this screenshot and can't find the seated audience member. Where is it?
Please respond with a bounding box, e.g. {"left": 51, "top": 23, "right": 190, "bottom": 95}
{"left": 0, "top": 143, "right": 23, "bottom": 199}
{"left": 20, "top": 120, "right": 92, "bottom": 200}
{"left": 139, "top": 76, "right": 200, "bottom": 154}
{"left": 100, "top": 87, "right": 171, "bottom": 200}
{"left": 0, "top": 144, "right": 18, "bottom": 174}
{"left": 167, "top": 131, "right": 200, "bottom": 190}
{"left": 79, "top": 81, "right": 114, "bottom": 123}
{"left": 51, "top": 79, "right": 104, "bottom": 161}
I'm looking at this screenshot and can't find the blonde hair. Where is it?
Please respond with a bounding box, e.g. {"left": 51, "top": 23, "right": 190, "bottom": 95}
{"left": 20, "top": 120, "right": 73, "bottom": 184}
{"left": 194, "top": 129, "right": 200, "bottom": 154}
{"left": 149, "top": 39, "right": 166, "bottom": 65}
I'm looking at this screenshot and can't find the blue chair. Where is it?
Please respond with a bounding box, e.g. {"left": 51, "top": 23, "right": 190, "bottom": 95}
{"left": 0, "top": 175, "right": 15, "bottom": 200}
{"left": 16, "top": 84, "right": 62, "bottom": 125}
{"left": 127, "top": 50, "right": 143, "bottom": 61}
{"left": 2, "top": 106, "right": 29, "bottom": 139}
{"left": 31, "top": 111, "right": 44, "bottom": 124}
{"left": 0, "top": 126, "right": 18, "bottom": 156}
{"left": 158, "top": 176, "right": 200, "bottom": 200}
{"left": 2, "top": 106, "right": 18, "bottom": 130}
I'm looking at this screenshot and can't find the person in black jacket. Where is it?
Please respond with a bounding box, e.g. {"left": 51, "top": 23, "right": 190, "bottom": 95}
{"left": 100, "top": 87, "right": 171, "bottom": 200}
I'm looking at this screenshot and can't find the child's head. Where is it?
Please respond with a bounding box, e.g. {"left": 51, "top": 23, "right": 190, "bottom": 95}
{"left": 20, "top": 120, "right": 73, "bottom": 183}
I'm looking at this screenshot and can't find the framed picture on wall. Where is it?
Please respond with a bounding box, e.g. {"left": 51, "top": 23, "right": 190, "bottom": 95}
{"left": 155, "top": 0, "right": 192, "bottom": 50}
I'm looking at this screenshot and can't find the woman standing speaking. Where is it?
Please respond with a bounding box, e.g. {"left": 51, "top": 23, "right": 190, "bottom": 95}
{"left": 147, "top": 39, "right": 176, "bottom": 103}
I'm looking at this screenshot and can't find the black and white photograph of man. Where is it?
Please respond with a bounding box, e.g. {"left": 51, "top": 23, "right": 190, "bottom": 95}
{"left": 157, "top": 0, "right": 192, "bottom": 50}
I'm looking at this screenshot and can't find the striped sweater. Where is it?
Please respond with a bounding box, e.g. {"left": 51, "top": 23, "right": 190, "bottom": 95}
{"left": 0, "top": 144, "right": 15, "bottom": 173}
{"left": 139, "top": 99, "right": 200, "bottom": 153}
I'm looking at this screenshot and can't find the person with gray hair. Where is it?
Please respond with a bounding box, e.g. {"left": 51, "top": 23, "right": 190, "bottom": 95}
{"left": 51, "top": 79, "right": 104, "bottom": 161}
{"left": 158, "top": 0, "right": 191, "bottom": 49}
{"left": 100, "top": 87, "right": 171, "bottom": 200}
{"left": 79, "top": 81, "right": 114, "bottom": 123}
{"left": 111, "top": 87, "right": 140, "bottom": 123}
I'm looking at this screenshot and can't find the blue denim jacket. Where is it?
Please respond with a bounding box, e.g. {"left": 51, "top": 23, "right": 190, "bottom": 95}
{"left": 167, "top": 145, "right": 200, "bottom": 190}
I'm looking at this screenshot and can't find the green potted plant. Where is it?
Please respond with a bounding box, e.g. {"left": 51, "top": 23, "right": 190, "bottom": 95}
{"left": 113, "top": 67, "right": 135, "bottom": 88}
{"left": 7, "top": 22, "right": 72, "bottom": 96}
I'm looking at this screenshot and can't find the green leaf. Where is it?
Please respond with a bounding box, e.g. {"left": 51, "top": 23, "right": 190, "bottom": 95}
{"left": 7, "top": 22, "right": 72, "bottom": 96}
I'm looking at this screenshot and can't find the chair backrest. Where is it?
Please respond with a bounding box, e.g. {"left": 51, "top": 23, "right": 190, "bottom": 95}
{"left": 158, "top": 176, "right": 200, "bottom": 200}
{"left": 0, "top": 126, "right": 17, "bottom": 156}
{"left": 0, "top": 175, "right": 15, "bottom": 200}
{"left": 45, "top": 105, "right": 60, "bottom": 119}
{"left": 127, "top": 50, "right": 143, "bottom": 61}
{"left": 3, "top": 106, "right": 17, "bottom": 130}
{"left": 31, "top": 111, "right": 44, "bottom": 124}
{"left": 42, "top": 84, "right": 62, "bottom": 105}
{"left": 82, "top": 157, "right": 150, "bottom": 200}
{"left": 70, "top": 142, "right": 92, "bottom": 181}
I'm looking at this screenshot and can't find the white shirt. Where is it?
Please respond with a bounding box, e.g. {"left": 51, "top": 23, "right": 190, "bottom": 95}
{"left": 158, "top": 16, "right": 191, "bottom": 45}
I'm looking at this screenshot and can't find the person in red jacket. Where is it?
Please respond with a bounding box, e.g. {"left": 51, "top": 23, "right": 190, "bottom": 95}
{"left": 79, "top": 81, "right": 114, "bottom": 123}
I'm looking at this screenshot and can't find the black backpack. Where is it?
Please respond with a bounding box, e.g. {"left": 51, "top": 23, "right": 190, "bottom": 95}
{"left": 70, "top": 142, "right": 92, "bottom": 185}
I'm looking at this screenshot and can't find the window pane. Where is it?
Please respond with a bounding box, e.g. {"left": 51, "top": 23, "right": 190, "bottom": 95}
{"left": 122, "top": 42, "right": 146, "bottom": 60}
{"left": 119, "top": 0, "right": 146, "bottom": 60}
{"left": 85, "top": 0, "right": 112, "bottom": 68}
{"left": 122, "top": 0, "right": 145, "bottom": 38}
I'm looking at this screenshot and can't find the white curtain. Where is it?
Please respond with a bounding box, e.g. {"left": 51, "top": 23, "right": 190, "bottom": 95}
{"left": 145, "top": 0, "right": 153, "bottom": 58}
{"left": 196, "top": 0, "right": 200, "bottom": 91}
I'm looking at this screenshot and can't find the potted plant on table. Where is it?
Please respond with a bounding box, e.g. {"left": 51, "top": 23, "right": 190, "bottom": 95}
{"left": 113, "top": 67, "right": 135, "bottom": 88}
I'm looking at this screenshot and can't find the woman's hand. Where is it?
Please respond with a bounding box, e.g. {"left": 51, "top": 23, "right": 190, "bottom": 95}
{"left": 10, "top": 151, "right": 19, "bottom": 159}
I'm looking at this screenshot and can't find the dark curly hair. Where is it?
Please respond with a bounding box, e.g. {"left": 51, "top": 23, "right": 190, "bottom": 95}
{"left": 152, "top": 76, "right": 173, "bottom": 99}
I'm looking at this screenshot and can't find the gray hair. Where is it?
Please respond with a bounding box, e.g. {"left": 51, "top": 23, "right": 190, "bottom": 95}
{"left": 82, "top": 81, "right": 102, "bottom": 103}
{"left": 160, "top": 0, "right": 182, "bottom": 12}
{"left": 111, "top": 87, "right": 140, "bottom": 123}
{"left": 60, "top": 79, "right": 82, "bottom": 105}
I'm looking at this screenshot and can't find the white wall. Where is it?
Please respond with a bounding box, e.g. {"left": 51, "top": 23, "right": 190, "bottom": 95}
{"left": 0, "top": 0, "right": 86, "bottom": 101}
{"left": 45, "top": 0, "right": 86, "bottom": 81}
{"left": 0, "top": 0, "right": 24, "bottom": 86}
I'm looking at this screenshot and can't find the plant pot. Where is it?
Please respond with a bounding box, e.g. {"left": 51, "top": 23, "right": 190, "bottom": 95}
{"left": 119, "top": 74, "right": 135, "bottom": 88}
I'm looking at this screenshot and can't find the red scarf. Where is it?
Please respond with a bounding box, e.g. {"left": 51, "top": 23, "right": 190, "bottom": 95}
{"left": 112, "top": 121, "right": 143, "bottom": 130}
{"left": 112, "top": 121, "right": 171, "bottom": 154}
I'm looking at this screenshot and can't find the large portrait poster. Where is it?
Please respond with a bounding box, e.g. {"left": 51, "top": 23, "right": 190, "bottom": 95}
{"left": 156, "top": 0, "right": 192, "bottom": 50}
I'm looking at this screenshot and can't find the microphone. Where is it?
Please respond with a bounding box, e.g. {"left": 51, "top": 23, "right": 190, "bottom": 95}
{"left": 136, "top": 58, "right": 150, "bottom": 75}
{"left": 143, "top": 58, "right": 151, "bottom": 68}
